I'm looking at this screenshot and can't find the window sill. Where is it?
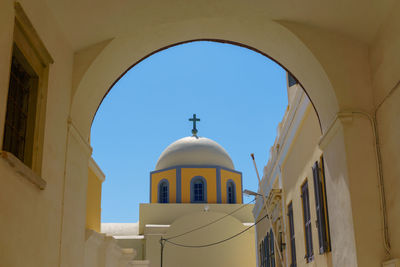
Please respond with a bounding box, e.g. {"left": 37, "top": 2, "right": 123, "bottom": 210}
{"left": 0, "top": 151, "right": 46, "bottom": 190}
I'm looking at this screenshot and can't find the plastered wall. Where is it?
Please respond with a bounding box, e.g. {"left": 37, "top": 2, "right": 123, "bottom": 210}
{"left": 370, "top": 1, "right": 400, "bottom": 259}
{"left": 282, "top": 105, "right": 333, "bottom": 267}
{"left": 0, "top": 1, "right": 73, "bottom": 266}
{"left": 86, "top": 168, "right": 102, "bottom": 232}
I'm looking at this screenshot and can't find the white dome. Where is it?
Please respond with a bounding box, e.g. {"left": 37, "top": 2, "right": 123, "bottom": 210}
{"left": 155, "top": 136, "right": 234, "bottom": 170}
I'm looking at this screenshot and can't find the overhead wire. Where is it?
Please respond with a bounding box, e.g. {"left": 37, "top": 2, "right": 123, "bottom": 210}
{"left": 164, "top": 213, "right": 267, "bottom": 248}
{"left": 164, "top": 198, "right": 256, "bottom": 241}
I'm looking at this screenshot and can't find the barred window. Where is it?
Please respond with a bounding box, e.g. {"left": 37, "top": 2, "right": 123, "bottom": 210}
{"left": 301, "top": 180, "right": 314, "bottom": 262}
{"left": 3, "top": 45, "right": 38, "bottom": 166}
{"left": 191, "top": 176, "right": 207, "bottom": 203}
{"left": 194, "top": 181, "right": 204, "bottom": 202}
{"left": 158, "top": 180, "right": 169, "bottom": 203}
{"left": 312, "top": 157, "right": 331, "bottom": 253}
{"left": 2, "top": 3, "right": 53, "bottom": 180}
{"left": 227, "top": 180, "right": 236, "bottom": 204}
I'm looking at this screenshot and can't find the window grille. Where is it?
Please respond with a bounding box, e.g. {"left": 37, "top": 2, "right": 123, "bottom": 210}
{"left": 191, "top": 177, "right": 207, "bottom": 203}
{"left": 227, "top": 181, "right": 236, "bottom": 203}
{"left": 288, "top": 202, "right": 297, "bottom": 267}
{"left": 301, "top": 180, "right": 314, "bottom": 262}
{"left": 194, "top": 181, "right": 204, "bottom": 202}
{"left": 312, "top": 158, "right": 331, "bottom": 253}
{"left": 158, "top": 181, "right": 169, "bottom": 203}
{"left": 3, "top": 45, "right": 38, "bottom": 165}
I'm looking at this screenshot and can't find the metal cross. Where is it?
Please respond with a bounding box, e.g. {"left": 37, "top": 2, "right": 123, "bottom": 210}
{"left": 189, "top": 114, "right": 200, "bottom": 136}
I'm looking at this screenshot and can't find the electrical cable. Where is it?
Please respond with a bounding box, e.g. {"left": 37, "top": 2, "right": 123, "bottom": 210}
{"left": 164, "top": 213, "right": 267, "bottom": 248}
{"left": 164, "top": 198, "right": 256, "bottom": 241}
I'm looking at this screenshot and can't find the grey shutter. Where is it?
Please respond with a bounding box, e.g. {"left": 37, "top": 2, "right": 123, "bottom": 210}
{"left": 301, "top": 181, "right": 313, "bottom": 262}
{"left": 288, "top": 203, "right": 297, "bottom": 267}
{"left": 313, "top": 161, "right": 325, "bottom": 253}
{"left": 270, "top": 230, "right": 275, "bottom": 267}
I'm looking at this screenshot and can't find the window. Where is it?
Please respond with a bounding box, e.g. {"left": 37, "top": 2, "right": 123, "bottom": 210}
{"left": 259, "top": 230, "right": 275, "bottom": 267}
{"left": 288, "top": 73, "right": 298, "bottom": 87}
{"left": 3, "top": 45, "right": 38, "bottom": 165}
{"left": 158, "top": 180, "right": 169, "bottom": 203}
{"left": 312, "top": 157, "right": 331, "bottom": 253}
{"left": 301, "top": 180, "right": 314, "bottom": 262}
{"left": 264, "top": 234, "right": 269, "bottom": 267}
{"left": 269, "top": 229, "right": 276, "bottom": 267}
{"left": 2, "top": 3, "right": 53, "bottom": 175}
{"left": 227, "top": 180, "right": 236, "bottom": 204}
{"left": 259, "top": 240, "right": 265, "bottom": 267}
{"left": 288, "top": 202, "right": 297, "bottom": 267}
{"left": 190, "top": 176, "right": 207, "bottom": 203}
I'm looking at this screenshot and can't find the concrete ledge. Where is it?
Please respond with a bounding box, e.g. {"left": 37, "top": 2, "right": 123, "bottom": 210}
{"left": 383, "top": 259, "right": 400, "bottom": 267}
{"left": 0, "top": 151, "right": 46, "bottom": 190}
{"left": 130, "top": 260, "right": 150, "bottom": 267}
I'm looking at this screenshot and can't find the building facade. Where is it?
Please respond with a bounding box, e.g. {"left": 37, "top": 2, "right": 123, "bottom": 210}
{"left": 254, "top": 77, "right": 347, "bottom": 267}
{"left": 102, "top": 134, "right": 254, "bottom": 267}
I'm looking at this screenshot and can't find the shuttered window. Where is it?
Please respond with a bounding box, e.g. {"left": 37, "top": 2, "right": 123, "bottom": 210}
{"left": 259, "top": 229, "right": 276, "bottom": 267}
{"left": 269, "top": 229, "right": 275, "bottom": 267}
{"left": 301, "top": 180, "right": 314, "bottom": 262}
{"left": 288, "top": 202, "right": 297, "bottom": 267}
{"left": 265, "top": 234, "right": 269, "bottom": 267}
{"left": 312, "top": 158, "right": 331, "bottom": 253}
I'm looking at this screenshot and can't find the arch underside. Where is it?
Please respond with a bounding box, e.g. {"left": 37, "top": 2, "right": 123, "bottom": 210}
{"left": 71, "top": 18, "right": 341, "bottom": 140}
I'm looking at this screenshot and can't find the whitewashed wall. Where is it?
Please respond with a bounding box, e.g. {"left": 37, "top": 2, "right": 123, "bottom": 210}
{"left": 84, "top": 229, "right": 149, "bottom": 267}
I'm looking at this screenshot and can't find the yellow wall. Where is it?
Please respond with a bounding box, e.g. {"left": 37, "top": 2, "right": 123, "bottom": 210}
{"left": 181, "top": 168, "right": 217, "bottom": 203}
{"left": 281, "top": 105, "right": 333, "bottom": 267}
{"left": 163, "top": 211, "right": 255, "bottom": 267}
{"left": 151, "top": 169, "right": 176, "bottom": 203}
{"left": 85, "top": 168, "right": 102, "bottom": 232}
{"left": 220, "top": 169, "right": 242, "bottom": 204}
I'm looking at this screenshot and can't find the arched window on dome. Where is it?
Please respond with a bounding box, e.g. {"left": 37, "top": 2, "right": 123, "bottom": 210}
{"left": 190, "top": 176, "right": 207, "bottom": 203}
{"left": 227, "top": 180, "right": 236, "bottom": 204}
{"left": 158, "top": 179, "right": 169, "bottom": 203}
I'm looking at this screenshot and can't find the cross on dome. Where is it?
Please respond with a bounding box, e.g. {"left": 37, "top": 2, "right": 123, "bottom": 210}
{"left": 189, "top": 114, "right": 200, "bottom": 136}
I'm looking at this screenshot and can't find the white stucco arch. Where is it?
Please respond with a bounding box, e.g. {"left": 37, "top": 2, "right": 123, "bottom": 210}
{"left": 70, "top": 17, "right": 338, "bottom": 140}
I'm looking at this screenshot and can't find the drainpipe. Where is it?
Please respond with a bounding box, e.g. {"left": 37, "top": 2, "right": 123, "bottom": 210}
{"left": 323, "top": 79, "right": 400, "bottom": 258}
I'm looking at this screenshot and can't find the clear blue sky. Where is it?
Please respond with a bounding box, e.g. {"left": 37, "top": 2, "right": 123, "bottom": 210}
{"left": 91, "top": 41, "right": 288, "bottom": 223}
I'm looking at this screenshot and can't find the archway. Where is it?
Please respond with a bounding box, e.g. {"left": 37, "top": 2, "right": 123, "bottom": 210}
{"left": 64, "top": 17, "right": 384, "bottom": 267}
{"left": 70, "top": 19, "right": 338, "bottom": 141}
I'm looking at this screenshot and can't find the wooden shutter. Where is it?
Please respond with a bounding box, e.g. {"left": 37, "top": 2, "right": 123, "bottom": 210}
{"left": 270, "top": 229, "right": 275, "bottom": 267}
{"left": 313, "top": 161, "right": 325, "bottom": 253}
{"left": 313, "top": 159, "right": 331, "bottom": 253}
{"left": 260, "top": 240, "right": 264, "bottom": 267}
{"left": 288, "top": 203, "right": 297, "bottom": 267}
{"left": 301, "top": 181, "right": 314, "bottom": 262}
{"left": 265, "top": 234, "right": 270, "bottom": 267}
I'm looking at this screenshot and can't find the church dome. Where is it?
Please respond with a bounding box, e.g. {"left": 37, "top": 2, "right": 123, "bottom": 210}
{"left": 155, "top": 136, "right": 234, "bottom": 170}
